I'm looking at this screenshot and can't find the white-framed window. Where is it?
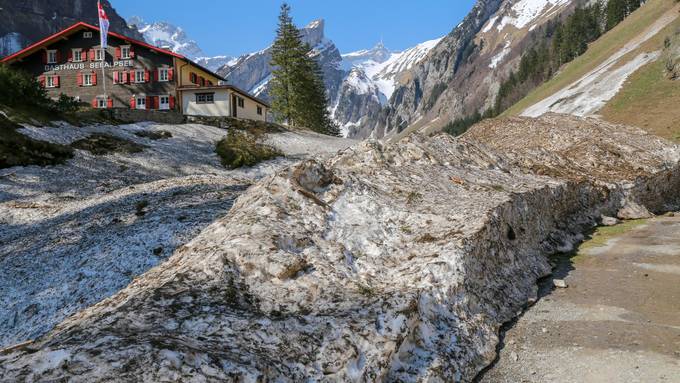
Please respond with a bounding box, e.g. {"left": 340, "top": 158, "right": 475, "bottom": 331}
{"left": 121, "top": 46, "right": 131, "bottom": 59}
{"left": 96, "top": 97, "right": 108, "bottom": 109}
{"left": 136, "top": 96, "right": 146, "bottom": 110}
{"left": 196, "top": 93, "right": 214, "bottom": 104}
{"left": 159, "top": 95, "right": 170, "bottom": 110}
{"left": 45, "top": 75, "right": 56, "bottom": 88}
{"left": 83, "top": 73, "right": 93, "bottom": 86}
{"left": 257, "top": 106, "right": 263, "bottom": 115}
{"left": 72, "top": 49, "right": 83, "bottom": 62}
{"left": 94, "top": 48, "right": 105, "bottom": 61}
{"left": 83, "top": 31, "right": 93, "bottom": 39}
{"left": 47, "top": 50, "right": 58, "bottom": 64}
{"left": 158, "top": 68, "right": 169, "bottom": 82}
{"left": 135, "top": 70, "right": 145, "bottom": 83}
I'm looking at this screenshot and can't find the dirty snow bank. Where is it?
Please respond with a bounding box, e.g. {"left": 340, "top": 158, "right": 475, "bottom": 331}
{"left": 0, "top": 121, "right": 354, "bottom": 348}
{"left": 1, "top": 115, "right": 679, "bottom": 382}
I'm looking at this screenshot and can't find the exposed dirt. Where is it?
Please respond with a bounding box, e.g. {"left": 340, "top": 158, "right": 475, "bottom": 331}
{"left": 477, "top": 214, "right": 680, "bottom": 383}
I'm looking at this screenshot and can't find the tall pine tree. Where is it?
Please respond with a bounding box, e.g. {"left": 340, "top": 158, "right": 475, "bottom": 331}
{"left": 269, "top": 3, "right": 338, "bottom": 136}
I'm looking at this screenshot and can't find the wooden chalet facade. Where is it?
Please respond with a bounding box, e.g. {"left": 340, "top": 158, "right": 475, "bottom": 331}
{"left": 0, "top": 22, "right": 269, "bottom": 121}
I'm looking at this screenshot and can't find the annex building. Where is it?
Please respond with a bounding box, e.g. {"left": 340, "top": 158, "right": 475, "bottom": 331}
{"left": 0, "top": 22, "right": 269, "bottom": 121}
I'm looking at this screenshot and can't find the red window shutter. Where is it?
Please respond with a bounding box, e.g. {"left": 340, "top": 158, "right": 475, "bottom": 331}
{"left": 130, "top": 70, "right": 136, "bottom": 83}
{"left": 67, "top": 50, "right": 73, "bottom": 62}
{"left": 168, "top": 68, "right": 174, "bottom": 81}
{"left": 144, "top": 70, "right": 150, "bottom": 83}
{"left": 154, "top": 96, "right": 160, "bottom": 109}
{"left": 41, "top": 51, "right": 47, "bottom": 64}
{"left": 169, "top": 95, "right": 175, "bottom": 109}
{"left": 92, "top": 72, "right": 97, "bottom": 86}
{"left": 130, "top": 96, "right": 136, "bottom": 109}
{"left": 115, "top": 47, "right": 121, "bottom": 59}
{"left": 56, "top": 51, "right": 62, "bottom": 63}
{"left": 107, "top": 98, "right": 113, "bottom": 109}
{"left": 92, "top": 98, "right": 98, "bottom": 108}
{"left": 77, "top": 72, "right": 83, "bottom": 87}
{"left": 122, "top": 72, "right": 129, "bottom": 84}
{"left": 82, "top": 49, "right": 88, "bottom": 61}
{"left": 113, "top": 71, "right": 119, "bottom": 84}
{"left": 88, "top": 50, "right": 95, "bottom": 61}
{"left": 39, "top": 75, "right": 45, "bottom": 87}
{"left": 54, "top": 76, "right": 60, "bottom": 88}
{"left": 129, "top": 46, "right": 135, "bottom": 58}
{"left": 199, "top": 76, "right": 205, "bottom": 86}
{"left": 145, "top": 96, "right": 152, "bottom": 109}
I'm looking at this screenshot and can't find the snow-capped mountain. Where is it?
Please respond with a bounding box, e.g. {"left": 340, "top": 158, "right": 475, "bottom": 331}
{"left": 220, "top": 19, "right": 441, "bottom": 138}
{"left": 128, "top": 16, "right": 233, "bottom": 71}
{"left": 341, "top": 37, "right": 443, "bottom": 102}
{"left": 368, "top": 0, "right": 580, "bottom": 138}
{"left": 218, "top": 19, "right": 343, "bottom": 100}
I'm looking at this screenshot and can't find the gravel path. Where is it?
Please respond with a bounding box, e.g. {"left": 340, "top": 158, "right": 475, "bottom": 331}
{"left": 477, "top": 214, "right": 680, "bottom": 383}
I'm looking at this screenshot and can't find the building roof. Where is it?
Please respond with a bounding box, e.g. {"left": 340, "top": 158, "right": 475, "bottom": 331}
{"left": 178, "top": 85, "right": 270, "bottom": 108}
{"left": 0, "top": 22, "right": 225, "bottom": 81}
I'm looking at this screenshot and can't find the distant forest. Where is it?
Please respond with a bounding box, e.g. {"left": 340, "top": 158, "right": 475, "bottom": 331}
{"left": 444, "top": 0, "right": 645, "bottom": 137}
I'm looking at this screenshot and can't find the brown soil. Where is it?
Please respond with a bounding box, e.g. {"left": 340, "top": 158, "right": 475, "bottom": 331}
{"left": 477, "top": 215, "right": 680, "bottom": 382}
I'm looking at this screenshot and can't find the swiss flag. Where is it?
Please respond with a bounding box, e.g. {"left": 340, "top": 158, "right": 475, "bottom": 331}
{"left": 98, "top": 1, "right": 110, "bottom": 48}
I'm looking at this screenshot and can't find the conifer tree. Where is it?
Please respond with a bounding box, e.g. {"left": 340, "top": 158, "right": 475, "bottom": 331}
{"left": 269, "top": 3, "right": 338, "bottom": 135}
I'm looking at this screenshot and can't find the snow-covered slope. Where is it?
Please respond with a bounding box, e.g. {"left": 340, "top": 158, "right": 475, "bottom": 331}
{"left": 128, "top": 16, "right": 233, "bottom": 70}
{"left": 343, "top": 37, "right": 443, "bottom": 100}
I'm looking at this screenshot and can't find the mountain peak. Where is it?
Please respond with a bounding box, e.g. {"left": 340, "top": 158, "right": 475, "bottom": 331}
{"left": 305, "top": 19, "right": 325, "bottom": 31}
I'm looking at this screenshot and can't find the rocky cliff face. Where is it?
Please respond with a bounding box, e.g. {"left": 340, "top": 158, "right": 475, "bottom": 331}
{"left": 0, "top": 0, "right": 142, "bottom": 57}
{"left": 127, "top": 16, "right": 205, "bottom": 59}
{"left": 127, "top": 16, "right": 235, "bottom": 70}
{"left": 362, "top": 0, "right": 580, "bottom": 138}
{"left": 2, "top": 114, "right": 678, "bottom": 381}
{"left": 221, "top": 19, "right": 442, "bottom": 137}
{"left": 217, "top": 19, "right": 344, "bottom": 102}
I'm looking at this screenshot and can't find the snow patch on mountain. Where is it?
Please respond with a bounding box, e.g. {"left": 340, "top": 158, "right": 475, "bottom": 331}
{"left": 128, "top": 16, "right": 233, "bottom": 70}
{"left": 0, "top": 32, "right": 24, "bottom": 57}
{"left": 490, "top": 40, "right": 512, "bottom": 68}
{"left": 341, "top": 37, "right": 442, "bottom": 101}
{"left": 484, "top": 0, "right": 571, "bottom": 32}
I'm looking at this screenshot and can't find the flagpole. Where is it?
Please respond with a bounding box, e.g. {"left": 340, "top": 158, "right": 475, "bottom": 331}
{"left": 98, "top": 1, "right": 108, "bottom": 102}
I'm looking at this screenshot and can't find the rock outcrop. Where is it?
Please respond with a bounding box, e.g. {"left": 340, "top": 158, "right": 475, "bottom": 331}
{"left": 1, "top": 114, "right": 679, "bottom": 382}
{"left": 0, "top": 0, "right": 142, "bottom": 57}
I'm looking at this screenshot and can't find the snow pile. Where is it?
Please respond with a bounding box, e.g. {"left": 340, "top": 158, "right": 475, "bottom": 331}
{"left": 0, "top": 121, "right": 355, "bottom": 349}
{"left": 2, "top": 115, "right": 678, "bottom": 381}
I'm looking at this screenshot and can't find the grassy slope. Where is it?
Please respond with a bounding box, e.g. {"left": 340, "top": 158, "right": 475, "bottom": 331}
{"left": 599, "top": 20, "right": 680, "bottom": 142}
{"left": 503, "top": 0, "right": 679, "bottom": 117}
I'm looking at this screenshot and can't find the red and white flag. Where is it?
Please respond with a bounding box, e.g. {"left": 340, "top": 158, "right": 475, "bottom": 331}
{"left": 98, "top": 1, "right": 110, "bottom": 48}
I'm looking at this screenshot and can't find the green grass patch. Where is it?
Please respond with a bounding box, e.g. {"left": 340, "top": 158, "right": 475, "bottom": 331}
{"left": 215, "top": 131, "right": 282, "bottom": 169}
{"left": 504, "top": 0, "right": 678, "bottom": 116}
{"left": 71, "top": 133, "right": 146, "bottom": 155}
{"left": 0, "top": 115, "right": 74, "bottom": 169}
{"left": 575, "top": 219, "right": 649, "bottom": 258}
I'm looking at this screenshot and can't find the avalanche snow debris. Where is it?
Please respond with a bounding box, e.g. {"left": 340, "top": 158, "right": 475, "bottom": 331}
{"left": 2, "top": 114, "right": 679, "bottom": 382}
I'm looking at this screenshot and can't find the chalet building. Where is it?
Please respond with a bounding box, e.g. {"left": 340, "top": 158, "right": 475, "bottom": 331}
{"left": 0, "top": 22, "right": 269, "bottom": 121}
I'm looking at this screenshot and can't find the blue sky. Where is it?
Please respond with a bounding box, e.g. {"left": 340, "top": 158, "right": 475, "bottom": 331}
{"left": 112, "top": 0, "right": 477, "bottom": 57}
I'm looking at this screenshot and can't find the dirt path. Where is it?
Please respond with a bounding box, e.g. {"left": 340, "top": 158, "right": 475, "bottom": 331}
{"left": 477, "top": 214, "right": 680, "bottom": 383}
